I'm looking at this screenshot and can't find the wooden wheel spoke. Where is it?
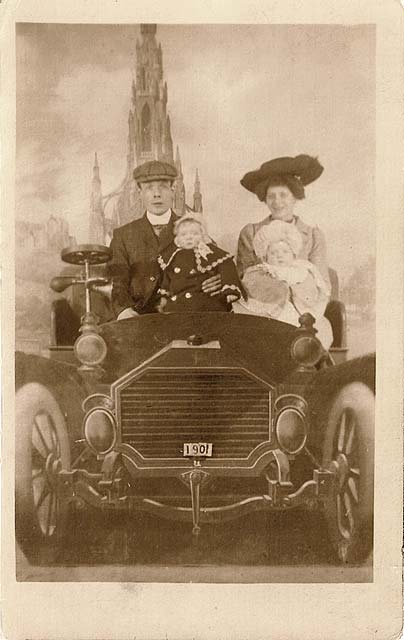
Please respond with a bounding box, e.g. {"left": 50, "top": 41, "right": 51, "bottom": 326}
{"left": 49, "top": 427, "right": 56, "bottom": 450}
{"left": 345, "top": 419, "right": 356, "bottom": 455}
{"left": 336, "top": 494, "right": 345, "bottom": 534}
{"left": 350, "top": 467, "right": 360, "bottom": 478}
{"left": 32, "top": 468, "right": 44, "bottom": 481}
{"left": 35, "top": 481, "right": 51, "bottom": 510}
{"left": 337, "top": 411, "right": 346, "bottom": 452}
{"left": 337, "top": 493, "right": 351, "bottom": 540}
{"left": 347, "top": 476, "right": 359, "bottom": 503}
{"left": 33, "top": 416, "right": 53, "bottom": 456}
{"left": 50, "top": 427, "right": 60, "bottom": 456}
{"left": 37, "top": 413, "right": 58, "bottom": 453}
{"left": 32, "top": 446, "right": 47, "bottom": 468}
{"left": 46, "top": 492, "right": 56, "bottom": 537}
{"left": 343, "top": 491, "right": 355, "bottom": 533}
{"left": 32, "top": 424, "right": 49, "bottom": 458}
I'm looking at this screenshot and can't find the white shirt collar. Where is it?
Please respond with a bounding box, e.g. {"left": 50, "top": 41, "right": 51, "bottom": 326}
{"left": 268, "top": 214, "right": 296, "bottom": 225}
{"left": 146, "top": 209, "right": 172, "bottom": 226}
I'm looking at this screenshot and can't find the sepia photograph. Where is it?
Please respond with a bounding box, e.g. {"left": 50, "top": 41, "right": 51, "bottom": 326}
{"left": 14, "top": 21, "right": 376, "bottom": 582}
{"left": 2, "top": 1, "right": 403, "bottom": 638}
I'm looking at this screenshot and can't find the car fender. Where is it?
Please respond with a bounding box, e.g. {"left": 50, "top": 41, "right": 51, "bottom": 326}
{"left": 15, "top": 351, "right": 88, "bottom": 444}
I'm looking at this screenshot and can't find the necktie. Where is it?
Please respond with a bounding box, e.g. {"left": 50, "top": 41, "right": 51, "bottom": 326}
{"left": 152, "top": 224, "right": 167, "bottom": 237}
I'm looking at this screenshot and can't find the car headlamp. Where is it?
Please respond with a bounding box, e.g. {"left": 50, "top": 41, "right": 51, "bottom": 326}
{"left": 291, "top": 334, "right": 323, "bottom": 367}
{"left": 82, "top": 393, "right": 114, "bottom": 413}
{"left": 74, "top": 333, "right": 107, "bottom": 367}
{"left": 84, "top": 408, "right": 116, "bottom": 454}
{"left": 275, "top": 407, "right": 307, "bottom": 455}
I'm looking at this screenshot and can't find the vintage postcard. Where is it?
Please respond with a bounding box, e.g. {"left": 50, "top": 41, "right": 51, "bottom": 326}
{"left": 1, "top": 0, "right": 403, "bottom": 638}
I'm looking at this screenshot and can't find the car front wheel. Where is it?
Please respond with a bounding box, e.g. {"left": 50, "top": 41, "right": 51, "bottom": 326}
{"left": 322, "top": 382, "right": 374, "bottom": 564}
{"left": 15, "top": 382, "right": 71, "bottom": 562}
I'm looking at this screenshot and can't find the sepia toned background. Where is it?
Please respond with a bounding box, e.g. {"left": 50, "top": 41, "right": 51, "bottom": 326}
{"left": 15, "top": 22, "right": 375, "bottom": 355}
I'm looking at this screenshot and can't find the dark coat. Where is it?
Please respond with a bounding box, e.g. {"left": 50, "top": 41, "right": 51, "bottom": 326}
{"left": 109, "top": 212, "right": 180, "bottom": 317}
{"left": 158, "top": 243, "right": 243, "bottom": 313}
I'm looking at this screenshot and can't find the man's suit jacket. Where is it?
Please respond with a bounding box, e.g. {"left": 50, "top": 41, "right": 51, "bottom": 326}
{"left": 109, "top": 212, "right": 180, "bottom": 317}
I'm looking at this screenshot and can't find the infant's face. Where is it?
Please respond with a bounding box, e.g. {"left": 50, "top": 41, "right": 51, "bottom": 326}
{"left": 176, "top": 221, "right": 203, "bottom": 249}
{"left": 266, "top": 241, "right": 294, "bottom": 266}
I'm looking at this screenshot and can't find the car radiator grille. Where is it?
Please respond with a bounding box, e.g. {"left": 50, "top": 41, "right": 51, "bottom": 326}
{"left": 118, "top": 368, "right": 271, "bottom": 459}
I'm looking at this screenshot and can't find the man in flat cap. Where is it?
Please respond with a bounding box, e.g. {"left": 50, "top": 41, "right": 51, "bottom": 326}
{"left": 109, "top": 160, "right": 221, "bottom": 319}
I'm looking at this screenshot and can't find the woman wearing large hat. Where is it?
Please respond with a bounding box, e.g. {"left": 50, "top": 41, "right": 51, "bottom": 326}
{"left": 237, "top": 154, "right": 330, "bottom": 290}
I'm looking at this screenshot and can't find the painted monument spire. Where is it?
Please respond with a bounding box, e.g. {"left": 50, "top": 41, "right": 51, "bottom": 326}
{"left": 193, "top": 168, "right": 203, "bottom": 213}
{"left": 89, "top": 152, "right": 106, "bottom": 244}
{"left": 174, "top": 146, "right": 185, "bottom": 214}
{"left": 89, "top": 24, "right": 202, "bottom": 240}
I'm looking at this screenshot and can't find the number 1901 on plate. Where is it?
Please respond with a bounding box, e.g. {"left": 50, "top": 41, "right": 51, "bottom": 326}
{"left": 183, "top": 443, "right": 213, "bottom": 457}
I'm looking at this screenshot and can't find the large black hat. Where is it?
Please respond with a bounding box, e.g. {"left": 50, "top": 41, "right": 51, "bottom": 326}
{"left": 240, "top": 155, "right": 324, "bottom": 201}
{"left": 133, "top": 160, "right": 178, "bottom": 184}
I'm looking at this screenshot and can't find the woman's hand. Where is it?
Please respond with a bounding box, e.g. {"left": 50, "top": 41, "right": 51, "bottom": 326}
{"left": 202, "top": 273, "right": 222, "bottom": 296}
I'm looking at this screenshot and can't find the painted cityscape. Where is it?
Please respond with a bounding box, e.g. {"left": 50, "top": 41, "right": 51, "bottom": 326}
{"left": 16, "top": 24, "right": 375, "bottom": 356}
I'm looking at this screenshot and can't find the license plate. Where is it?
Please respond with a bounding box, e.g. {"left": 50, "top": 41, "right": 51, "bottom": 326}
{"left": 183, "top": 442, "right": 213, "bottom": 457}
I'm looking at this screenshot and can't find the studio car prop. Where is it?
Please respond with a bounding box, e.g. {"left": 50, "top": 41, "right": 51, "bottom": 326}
{"left": 15, "top": 245, "right": 375, "bottom": 564}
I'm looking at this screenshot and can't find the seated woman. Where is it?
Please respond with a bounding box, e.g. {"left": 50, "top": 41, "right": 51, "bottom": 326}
{"left": 234, "top": 220, "right": 333, "bottom": 348}
{"left": 237, "top": 154, "right": 331, "bottom": 292}
{"left": 157, "top": 212, "right": 243, "bottom": 313}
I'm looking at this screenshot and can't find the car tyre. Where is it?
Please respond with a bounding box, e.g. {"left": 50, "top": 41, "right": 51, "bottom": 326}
{"left": 15, "top": 382, "right": 71, "bottom": 563}
{"left": 322, "top": 382, "right": 374, "bottom": 564}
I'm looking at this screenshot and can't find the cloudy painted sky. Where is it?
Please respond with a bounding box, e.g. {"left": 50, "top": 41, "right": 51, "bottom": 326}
{"left": 16, "top": 23, "right": 375, "bottom": 281}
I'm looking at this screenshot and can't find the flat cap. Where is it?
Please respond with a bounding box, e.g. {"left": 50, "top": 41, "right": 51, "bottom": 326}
{"left": 241, "top": 155, "right": 323, "bottom": 200}
{"left": 133, "top": 160, "right": 178, "bottom": 183}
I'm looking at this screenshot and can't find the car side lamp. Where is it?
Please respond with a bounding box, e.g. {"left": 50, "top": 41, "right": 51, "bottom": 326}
{"left": 291, "top": 313, "right": 325, "bottom": 369}
{"left": 50, "top": 244, "right": 112, "bottom": 375}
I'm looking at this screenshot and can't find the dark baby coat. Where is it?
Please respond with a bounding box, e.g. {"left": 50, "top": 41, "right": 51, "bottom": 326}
{"left": 158, "top": 243, "right": 243, "bottom": 313}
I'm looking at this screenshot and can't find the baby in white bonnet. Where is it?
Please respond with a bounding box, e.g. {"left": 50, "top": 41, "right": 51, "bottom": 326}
{"left": 234, "top": 220, "right": 333, "bottom": 348}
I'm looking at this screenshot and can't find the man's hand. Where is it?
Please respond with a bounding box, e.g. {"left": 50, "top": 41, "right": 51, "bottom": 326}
{"left": 117, "top": 307, "right": 139, "bottom": 321}
{"left": 202, "top": 273, "right": 222, "bottom": 296}
{"left": 156, "top": 297, "right": 168, "bottom": 313}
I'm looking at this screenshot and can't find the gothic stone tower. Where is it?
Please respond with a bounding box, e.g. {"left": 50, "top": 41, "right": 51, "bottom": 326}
{"left": 174, "top": 146, "right": 185, "bottom": 214}
{"left": 193, "top": 168, "right": 203, "bottom": 213}
{"left": 88, "top": 152, "right": 106, "bottom": 244}
{"left": 114, "top": 24, "right": 187, "bottom": 225}
{"left": 89, "top": 24, "right": 203, "bottom": 241}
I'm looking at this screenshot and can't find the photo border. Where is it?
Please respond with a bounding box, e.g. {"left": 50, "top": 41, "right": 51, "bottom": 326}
{"left": 2, "top": 1, "right": 403, "bottom": 638}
